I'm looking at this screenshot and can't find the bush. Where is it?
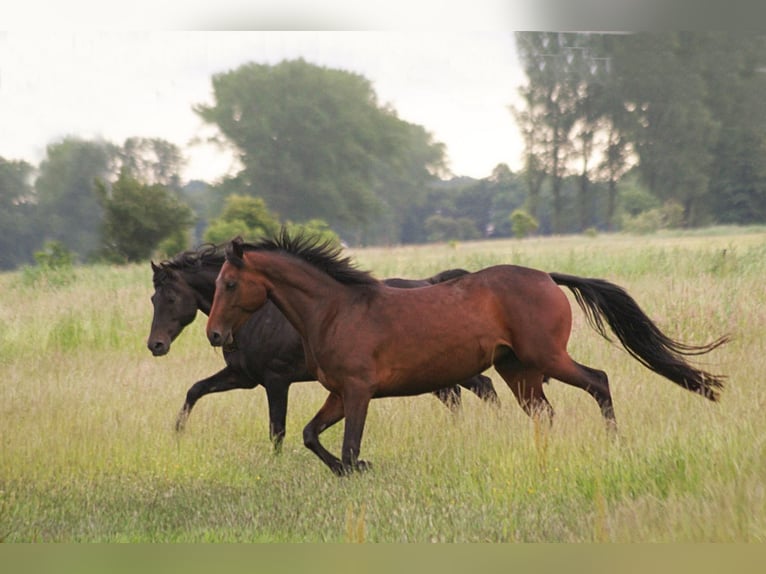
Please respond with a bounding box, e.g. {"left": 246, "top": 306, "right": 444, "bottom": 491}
{"left": 20, "top": 240, "right": 76, "bottom": 287}
{"left": 285, "top": 219, "right": 342, "bottom": 246}
{"left": 34, "top": 240, "right": 75, "bottom": 269}
{"left": 622, "top": 200, "right": 686, "bottom": 234}
{"left": 509, "top": 209, "right": 539, "bottom": 238}
{"left": 97, "top": 174, "right": 195, "bottom": 263}
{"left": 424, "top": 214, "right": 480, "bottom": 242}
{"left": 203, "top": 195, "right": 280, "bottom": 244}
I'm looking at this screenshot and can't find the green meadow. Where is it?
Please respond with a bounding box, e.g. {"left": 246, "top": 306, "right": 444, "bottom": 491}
{"left": 1, "top": 228, "right": 765, "bottom": 542}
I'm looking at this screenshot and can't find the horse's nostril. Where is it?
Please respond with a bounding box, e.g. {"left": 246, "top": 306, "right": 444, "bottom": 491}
{"left": 148, "top": 340, "right": 168, "bottom": 355}
{"left": 209, "top": 331, "right": 222, "bottom": 346}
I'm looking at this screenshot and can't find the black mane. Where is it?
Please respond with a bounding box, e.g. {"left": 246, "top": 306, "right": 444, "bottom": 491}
{"left": 230, "top": 230, "right": 379, "bottom": 286}
{"left": 153, "top": 244, "right": 225, "bottom": 287}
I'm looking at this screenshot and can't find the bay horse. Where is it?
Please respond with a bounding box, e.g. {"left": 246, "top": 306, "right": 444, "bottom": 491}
{"left": 206, "top": 231, "right": 728, "bottom": 476}
{"left": 147, "top": 246, "right": 497, "bottom": 450}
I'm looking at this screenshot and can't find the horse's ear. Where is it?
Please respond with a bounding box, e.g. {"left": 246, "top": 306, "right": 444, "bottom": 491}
{"left": 232, "top": 236, "right": 245, "bottom": 259}
{"left": 227, "top": 236, "right": 245, "bottom": 264}
{"left": 151, "top": 261, "right": 161, "bottom": 273}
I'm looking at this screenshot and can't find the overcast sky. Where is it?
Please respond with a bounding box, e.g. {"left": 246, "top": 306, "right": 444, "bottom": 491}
{"left": 0, "top": 30, "right": 527, "bottom": 183}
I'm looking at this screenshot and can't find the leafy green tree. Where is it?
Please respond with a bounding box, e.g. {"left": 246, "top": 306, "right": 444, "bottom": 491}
{"left": 702, "top": 33, "right": 766, "bottom": 223}
{"left": 515, "top": 33, "right": 581, "bottom": 233}
{"left": 516, "top": 32, "right": 766, "bottom": 230}
{"left": 203, "top": 195, "right": 280, "bottom": 244}
{"left": 0, "top": 157, "right": 38, "bottom": 269}
{"left": 367, "top": 121, "right": 447, "bottom": 244}
{"left": 96, "top": 171, "right": 195, "bottom": 263}
{"left": 285, "top": 218, "right": 341, "bottom": 246}
{"left": 424, "top": 214, "right": 479, "bottom": 242}
{"left": 614, "top": 33, "right": 719, "bottom": 226}
{"left": 119, "top": 137, "right": 185, "bottom": 190}
{"left": 618, "top": 175, "right": 661, "bottom": 217}
{"left": 509, "top": 209, "right": 539, "bottom": 238}
{"left": 35, "top": 137, "right": 117, "bottom": 258}
{"left": 195, "top": 59, "right": 445, "bottom": 244}
{"left": 487, "top": 164, "right": 527, "bottom": 237}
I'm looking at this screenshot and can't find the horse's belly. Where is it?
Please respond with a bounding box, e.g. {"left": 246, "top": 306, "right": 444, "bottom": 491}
{"left": 374, "top": 343, "right": 494, "bottom": 398}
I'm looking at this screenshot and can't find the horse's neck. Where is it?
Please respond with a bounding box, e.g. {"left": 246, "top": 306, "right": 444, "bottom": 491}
{"left": 182, "top": 267, "right": 219, "bottom": 315}
{"left": 254, "top": 252, "right": 343, "bottom": 339}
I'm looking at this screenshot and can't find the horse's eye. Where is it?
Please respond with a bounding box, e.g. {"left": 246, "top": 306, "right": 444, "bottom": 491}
{"left": 225, "top": 281, "right": 236, "bottom": 291}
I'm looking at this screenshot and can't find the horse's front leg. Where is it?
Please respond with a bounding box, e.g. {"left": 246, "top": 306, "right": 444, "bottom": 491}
{"left": 176, "top": 366, "right": 255, "bottom": 431}
{"left": 302, "top": 392, "right": 346, "bottom": 475}
{"left": 340, "top": 381, "right": 374, "bottom": 473}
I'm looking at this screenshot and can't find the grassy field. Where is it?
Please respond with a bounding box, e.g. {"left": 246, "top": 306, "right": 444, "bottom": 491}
{"left": 1, "top": 228, "right": 765, "bottom": 542}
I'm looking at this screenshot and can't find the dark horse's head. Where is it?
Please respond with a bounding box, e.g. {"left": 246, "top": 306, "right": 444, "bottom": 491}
{"left": 147, "top": 245, "right": 224, "bottom": 356}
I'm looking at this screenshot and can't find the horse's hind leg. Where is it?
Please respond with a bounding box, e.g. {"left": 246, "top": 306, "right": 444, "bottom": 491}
{"left": 546, "top": 354, "right": 617, "bottom": 433}
{"left": 494, "top": 352, "right": 553, "bottom": 423}
{"left": 433, "top": 385, "right": 462, "bottom": 411}
{"left": 462, "top": 373, "right": 500, "bottom": 406}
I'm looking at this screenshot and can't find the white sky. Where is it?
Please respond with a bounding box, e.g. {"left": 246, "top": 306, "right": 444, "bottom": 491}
{"left": 0, "top": 29, "right": 527, "bottom": 183}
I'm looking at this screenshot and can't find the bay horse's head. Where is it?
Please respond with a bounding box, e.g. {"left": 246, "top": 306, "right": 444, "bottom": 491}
{"left": 206, "top": 237, "right": 269, "bottom": 348}
{"left": 147, "top": 261, "right": 201, "bottom": 356}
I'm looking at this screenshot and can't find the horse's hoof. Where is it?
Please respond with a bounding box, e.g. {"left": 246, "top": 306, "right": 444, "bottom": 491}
{"left": 332, "top": 460, "right": 373, "bottom": 476}
{"left": 355, "top": 460, "right": 372, "bottom": 473}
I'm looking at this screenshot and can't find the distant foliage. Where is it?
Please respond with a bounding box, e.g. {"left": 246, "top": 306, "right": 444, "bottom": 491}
{"left": 194, "top": 59, "right": 446, "bottom": 245}
{"left": 203, "top": 195, "right": 280, "bottom": 244}
{"left": 285, "top": 219, "right": 342, "bottom": 246}
{"left": 622, "top": 200, "right": 686, "bottom": 235}
{"left": 204, "top": 194, "right": 341, "bottom": 247}
{"left": 424, "top": 214, "right": 480, "bottom": 242}
{"left": 515, "top": 32, "right": 766, "bottom": 230}
{"left": 21, "top": 240, "right": 76, "bottom": 287}
{"left": 510, "top": 209, "right": 539, "bottom": 238}
{"left": 96, "top": 171, "right": 195, "bottom": 263}
{"left": 34, "top": 137, "right": 116, "bottom": 258}
{"left": 0, "top": 157, "right": 37, "bottom": 270}
{"left": 34, "top": 240, "right": 75, "bottom": 268}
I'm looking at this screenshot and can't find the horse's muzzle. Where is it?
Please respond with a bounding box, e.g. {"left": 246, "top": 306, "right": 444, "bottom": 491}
{"left": 207, "top": 329, "right": 233, "bottom": 348}
{"left": 147, "top": 339, "right": 169, "bottom": 357}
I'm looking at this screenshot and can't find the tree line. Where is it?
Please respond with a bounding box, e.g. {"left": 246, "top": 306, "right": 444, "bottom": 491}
{"left": 515, "top": 31, "right": 766, "bottom": 232}
{"left": 2, "top": 33, "right": 766, "bottom": 270}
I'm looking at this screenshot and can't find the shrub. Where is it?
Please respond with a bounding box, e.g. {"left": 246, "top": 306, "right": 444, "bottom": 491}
{"left": 425, "top": 215, "right": 480, "bottom": 242}
{"left": 622, "top": 200, "right": 686, "bottom": 234}
{"left": 509, "top": 209, "right": 539, "bottom": 239}
{"left": 285, "top": 219, "right": 342, "bottom": 246}
{"left": 20, "top": 240, "right": 76, "bottom": 287}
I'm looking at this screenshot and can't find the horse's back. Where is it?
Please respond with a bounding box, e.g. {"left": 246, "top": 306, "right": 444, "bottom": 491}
{"left": 371, "top": 264, "right": 571, "bottom": 378}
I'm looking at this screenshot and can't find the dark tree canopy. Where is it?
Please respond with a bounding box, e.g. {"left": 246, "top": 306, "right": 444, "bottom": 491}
{"left": 34, "top": 137, "right": 117, "bottom": 258}
{"left": 195, "top": 58, "right": 446, "bottom": 244}
{"left": 96, "top": 171, "right": 195, "bottom": 263}
{"left": 514, "top": 32, "right": 766, "bottom": 230}
{"left": 0, "top": 157, "right": 37, "bottom": 269}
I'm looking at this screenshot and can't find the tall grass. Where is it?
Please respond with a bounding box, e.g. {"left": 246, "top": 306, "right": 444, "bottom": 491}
{"left": 1, "top": 228, "right": 764, "bottom": 541}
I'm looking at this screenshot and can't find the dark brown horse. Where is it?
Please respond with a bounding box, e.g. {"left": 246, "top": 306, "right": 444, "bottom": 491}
{"left": 148, "top": 246, "right": 497, "bottom": 450}
{"left": 206, "top": 232, "right": 728, "bottom": 475}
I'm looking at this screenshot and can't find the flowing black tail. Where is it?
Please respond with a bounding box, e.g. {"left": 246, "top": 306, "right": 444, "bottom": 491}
{"left": 549, "top": 272, "right": 729, "bottom": 401}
